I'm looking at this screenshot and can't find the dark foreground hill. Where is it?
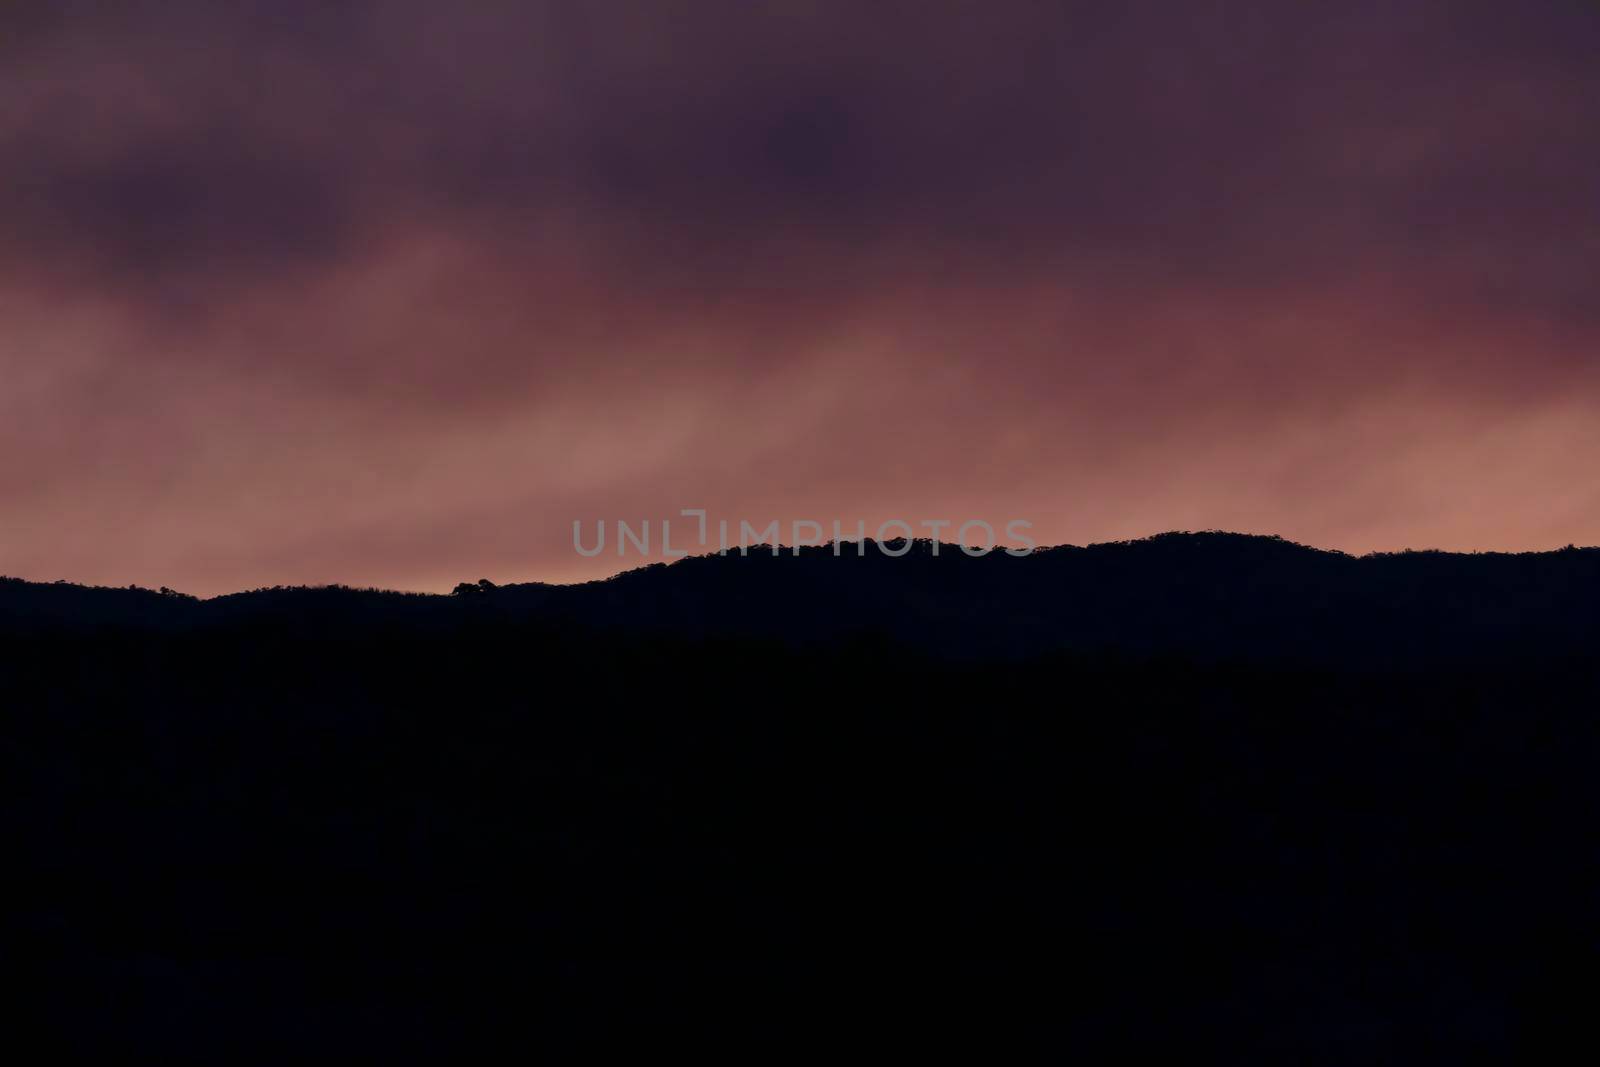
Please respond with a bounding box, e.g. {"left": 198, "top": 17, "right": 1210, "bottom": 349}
{"left": 9, "top": 530, "right": 1600, "bottom": 665}
{"left": 5, "top": 532, "right": 1599, "bottom": 1058}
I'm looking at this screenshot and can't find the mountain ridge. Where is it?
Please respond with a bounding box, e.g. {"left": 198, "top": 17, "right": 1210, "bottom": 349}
{"left": 12, "top": 529, "right": 1600, "bottom": 602}
{"left": 7, "top": 530, "right": 1600, "bottom": 668}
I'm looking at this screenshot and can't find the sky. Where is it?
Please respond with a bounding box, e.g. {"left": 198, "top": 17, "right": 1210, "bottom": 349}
{"left": 4, "top": 0, "right": 1599, "bottom": 594}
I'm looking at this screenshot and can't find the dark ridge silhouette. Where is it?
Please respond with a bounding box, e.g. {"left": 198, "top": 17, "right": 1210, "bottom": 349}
{"left": 6, "top": 531, "right": 1598, "bottom": 1058}
{"left": 7, "top": 531, "right": 1600, "bottom": 665}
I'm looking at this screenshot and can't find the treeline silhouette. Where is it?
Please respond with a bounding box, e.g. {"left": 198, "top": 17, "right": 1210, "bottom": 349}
{"left": 10, "top": 532, "right": 1600, "bottom": 664}
{"left": 6, "top": 532, "right": 1598, "bottom": 1058}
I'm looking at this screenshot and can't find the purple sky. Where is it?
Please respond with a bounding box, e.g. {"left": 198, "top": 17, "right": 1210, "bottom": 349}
{"left": 4, "top": 0, "right": 1599, "bottom": 593}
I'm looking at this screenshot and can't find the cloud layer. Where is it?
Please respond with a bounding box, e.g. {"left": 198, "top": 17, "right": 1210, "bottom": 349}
{"left": 4, "top": 0, "right": 1599, "bottom": 592}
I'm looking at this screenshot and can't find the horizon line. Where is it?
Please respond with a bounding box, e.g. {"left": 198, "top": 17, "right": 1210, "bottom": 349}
{"left": 6, "top": 529, "right": 1599, "bottom": 603}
